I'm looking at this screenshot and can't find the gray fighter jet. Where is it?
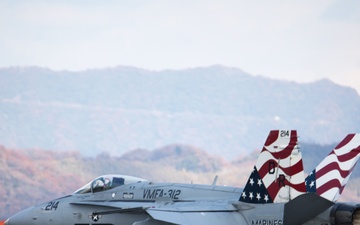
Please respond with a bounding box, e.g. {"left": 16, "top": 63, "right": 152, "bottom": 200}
{"left": 5, "top": 130, "right": 360, "bottom": 225}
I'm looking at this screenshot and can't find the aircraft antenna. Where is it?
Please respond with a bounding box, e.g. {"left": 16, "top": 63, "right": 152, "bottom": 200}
{"left": 212, "top": 175, "right": 218, "bottom": 186}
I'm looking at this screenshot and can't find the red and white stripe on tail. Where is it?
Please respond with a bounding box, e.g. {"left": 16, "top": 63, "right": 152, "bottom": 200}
{"left": 240, "top": 130, "right": 306, "bottom": 203}
{"left": 305, "top": 134, "right": 360, "bottom": 202}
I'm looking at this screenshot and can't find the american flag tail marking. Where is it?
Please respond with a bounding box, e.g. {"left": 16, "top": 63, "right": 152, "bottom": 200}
{"left": 305, "top": 134, "right": 360, "bottom": 202}
{"left": 240, "top": 130, "right": 306, "bottom": 204}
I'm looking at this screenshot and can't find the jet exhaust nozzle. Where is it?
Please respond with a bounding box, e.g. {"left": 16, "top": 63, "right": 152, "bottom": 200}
{"left": 330, "top": 203, "right": 360, "bottom": 225}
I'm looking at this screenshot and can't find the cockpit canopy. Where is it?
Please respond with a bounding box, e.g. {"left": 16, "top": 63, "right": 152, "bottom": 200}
{"left": 74, "top": 174, "right": 148, "bottom": 194}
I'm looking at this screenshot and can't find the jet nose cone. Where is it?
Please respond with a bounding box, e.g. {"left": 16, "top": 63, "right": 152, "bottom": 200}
{"left": 6, "top": 207, "right": 35, "bottom": 225}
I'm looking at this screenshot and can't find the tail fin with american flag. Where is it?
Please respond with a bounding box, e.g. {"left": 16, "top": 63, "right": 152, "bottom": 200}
{"left": 305, "top": 134, "right": 360, "bottom": 202}
{"left": 240, "top": 130, "right": 306, "bottom": 204}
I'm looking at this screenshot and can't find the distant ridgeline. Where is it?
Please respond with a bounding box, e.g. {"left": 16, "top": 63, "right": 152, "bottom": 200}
{"left": 0, "top": 65, "right": 359, "bottom": 158}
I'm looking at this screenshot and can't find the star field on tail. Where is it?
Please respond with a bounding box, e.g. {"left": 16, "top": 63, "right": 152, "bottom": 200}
{"left": 240, "top": 166, "right": 272, "bottom": 203}
{"left": 305, "top": 170, "right": 317, "bottom": 194}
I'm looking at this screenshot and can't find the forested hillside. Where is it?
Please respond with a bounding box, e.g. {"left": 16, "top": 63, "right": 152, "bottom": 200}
{"left": 1, "top": 143, "right": 360, "bottom": 220}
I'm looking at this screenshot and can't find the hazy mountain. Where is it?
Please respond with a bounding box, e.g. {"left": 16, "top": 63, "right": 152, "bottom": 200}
{"left": 0, "top": 65, "right": 359, "bottom": 158}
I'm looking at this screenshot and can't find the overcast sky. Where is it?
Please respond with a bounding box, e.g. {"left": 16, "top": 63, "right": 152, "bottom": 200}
{"left": 1, "top": 0, "right": 360, "bottom": 93}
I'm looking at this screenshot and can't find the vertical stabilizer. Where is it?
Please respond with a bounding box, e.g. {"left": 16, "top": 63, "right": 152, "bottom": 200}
{"left": 240, "top": 130, "right": 306, "bottom": 203}
{"left": 305, "top": 134, "right": 360, "bottom": 202}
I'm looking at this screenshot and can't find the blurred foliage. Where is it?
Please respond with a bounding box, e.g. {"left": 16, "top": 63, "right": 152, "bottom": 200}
{"left": 1, "top": 142, "right": 360, "bottom": 220}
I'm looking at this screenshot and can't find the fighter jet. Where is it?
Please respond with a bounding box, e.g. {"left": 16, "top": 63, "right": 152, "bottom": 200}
{"left": 5, "top": 130, "right": 360, "bottom": 225}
